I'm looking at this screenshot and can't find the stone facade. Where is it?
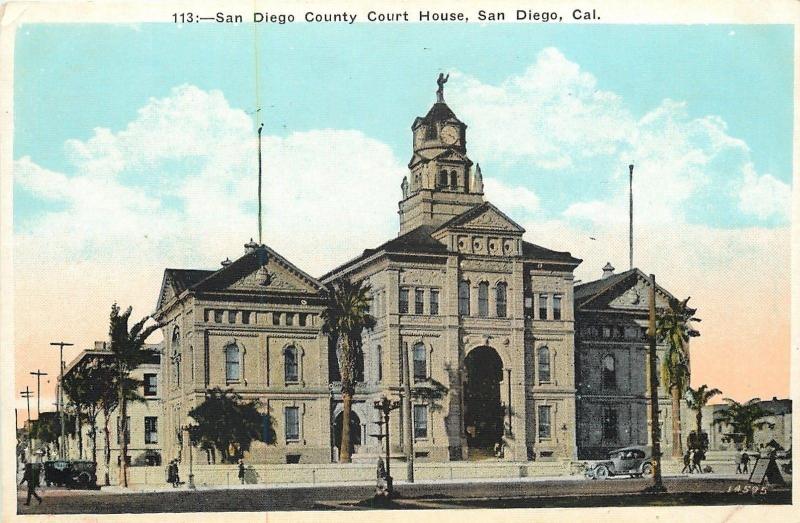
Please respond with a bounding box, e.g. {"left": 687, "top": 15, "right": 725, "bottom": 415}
{"left": 702, "top": 398, "right": 792, "bottom": 452}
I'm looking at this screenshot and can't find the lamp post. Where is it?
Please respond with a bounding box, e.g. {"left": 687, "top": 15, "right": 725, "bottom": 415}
{"left": 372, "top": 395, "right": 400, "bottom": 496}
{"left": 51, "top": 341, "right": 73, "bottom": 459}
{"left": 182, "top": 424, "right": 196, "bottom": 489}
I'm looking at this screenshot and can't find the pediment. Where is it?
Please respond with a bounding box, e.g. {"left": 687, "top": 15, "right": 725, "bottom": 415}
{"left": 432, "top": 149, "right": 471, "bottom": 163}
{"left": 592, "top": 273, "right": 672, "bottom": 311}
{"left": 228, "top": 258, "right": 319, "bottom": 294}
{"left": 453, "top": 207, "right": 524, "bottom": 233}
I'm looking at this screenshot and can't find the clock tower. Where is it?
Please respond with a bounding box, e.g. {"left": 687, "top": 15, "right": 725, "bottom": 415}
{"left": 399, "top": 78, "right": 485, "bottom": 234}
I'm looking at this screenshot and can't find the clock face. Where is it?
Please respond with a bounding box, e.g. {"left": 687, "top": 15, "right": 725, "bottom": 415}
{"left": 440, "top": 125, "right": 460, "bottom": 145}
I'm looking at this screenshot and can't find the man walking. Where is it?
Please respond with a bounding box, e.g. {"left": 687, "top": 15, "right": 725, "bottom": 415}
{"left": 681, "top": 449, "right": 692, "bottom": 474}
{"left": 741, "top": 451, "right": 751, "bottom": 474}
{"left": 692, "top": 448, "right": 704, "bottom": 473}
{"left": 20, "top": 463, "right": 42, "bottom": 505}
{"left": 238, "top": 459, "right": 246, "bottom": 485}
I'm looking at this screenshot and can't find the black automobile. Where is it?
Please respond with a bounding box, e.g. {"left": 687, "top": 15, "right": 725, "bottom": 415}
{"left": 584, "top": 445, "right": 654, "bottom": 480}
{"left": 44, "top": 460, "right": 98, "bottom": 489}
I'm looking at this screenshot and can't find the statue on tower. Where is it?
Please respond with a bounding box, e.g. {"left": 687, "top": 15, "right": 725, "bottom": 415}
{"left": 436, "top": 73, "right": 449, "bottom": 103}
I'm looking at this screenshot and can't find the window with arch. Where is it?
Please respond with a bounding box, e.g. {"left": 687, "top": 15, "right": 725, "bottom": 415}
{"left": 171, "top": 328, "right": 181, "bottom": 387}
{"left": 602, "top": 354, "right": 616, "bottom": 389}
{"left": 284, "top": 346, "right": 299, "bottom": 383}
{"left": 478, "top": 281, "right": 489, "bottom": 317}
{"left": 496, "top": 282, "right": 508, "bottom": 318}
{"left": 458, "top": 281, "right": 470, "bottom": 315}
{"left": 537, "top": 346, "right": 551, "bottom": 383}
{"left": 438, "top": 170, "right": 448, "bottom": 188}
{"left": 413, "top": 343, "right": 427, "bottom": 382}
{"left": 225, "top": 343, "right": 240, "bottom": 383}
{"left": 376, "top": 345, "right": 383, "bottom": 383}
{"left": 450, "top": 170, "right": 458, "bottom": 189}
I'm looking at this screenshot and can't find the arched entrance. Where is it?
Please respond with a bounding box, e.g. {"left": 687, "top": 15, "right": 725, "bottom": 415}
{"left": 333, "top": 410, "right": 362, "bottom": 457}
{"left": 463, "top": 346, "right": 504, "bottom": 455}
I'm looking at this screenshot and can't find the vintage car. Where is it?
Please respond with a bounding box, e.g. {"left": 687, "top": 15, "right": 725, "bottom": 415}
{"left": 584, "top": 446, "right": 654, "bottom": 480}
{"left": 43, "top": 460, "right": 98, "bottom": 488}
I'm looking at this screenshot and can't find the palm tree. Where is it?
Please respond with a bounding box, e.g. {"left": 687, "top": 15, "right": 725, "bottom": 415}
{"left": 108, "top": 303, "right": 161, "bottom": 487}
{"left": 685, "top": 384, "right": 722, "bottom": 448}
{"left": 321, "top": 279, "right": 376, "bottom": 463}
{"left": 656, "top": 296, "right": 700, "bottom": 458}
{"left": 713, "top": 398, "right": 775, "bottom": 450}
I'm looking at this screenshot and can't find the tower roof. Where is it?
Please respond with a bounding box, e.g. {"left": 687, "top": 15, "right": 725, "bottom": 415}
{"left": 412, "top": 102, "right": 463, "bottom": 129}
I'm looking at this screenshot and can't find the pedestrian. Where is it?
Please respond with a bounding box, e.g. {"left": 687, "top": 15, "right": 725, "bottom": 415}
{"left": 166, "top": 460, "right": 175, "bottom": 486}
{"left": 681, "top": 449, "right": 692, "bottom": 474}
{"left": 741, "top": 451, "right": 750, "bottom": 474}
{"left": 173, "top": 460, "right": 181, "bottom": 487}
{"left": 692, "top": 448, "right": 704, "bottom": 473}
{"left": 20, "top": 463, "right": 42, "bottom": 506}
{"left": 238, "top": 459, "right": 245, "bottom": 485}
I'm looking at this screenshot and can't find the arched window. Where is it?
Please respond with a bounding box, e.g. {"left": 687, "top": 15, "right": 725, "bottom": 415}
{"left": 602, "top": 354, "right": 616, "bottom": 389}
{"left": 450, "top": 170, "right": 458, "bottom": 188}
{"left": 478, "top": 281, "right": 489, "bottom": 317}
{"left": 537, "top": 346, "right": 551, "bottom": 383}
{"left": 225, "top": 344, "right": 240, "bottom": 383}
{"left": 172, "top": 328, "right": 181, "bottom": 387}
{"left": 496, "top": 282, "right": 508, "bottom": 318}
{"left": 438, "top": 170, "right": 448, "bottom": 188}
{"left": 376, "top": 345, "right": 383, "bottom": 383}
{"left": 458, "top": 280, "right": 470, "bottom": 315}
{"left": 284, "top": 346, "right": 299, "bottom": 383}
{"left": 413, "top": 343, "right": 427, "bottom": 382}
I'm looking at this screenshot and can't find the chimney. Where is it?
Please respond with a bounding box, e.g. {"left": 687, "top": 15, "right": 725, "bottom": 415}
{"left": 221, "top": 257, "right": 232, "bottom": 268}
{"left": 94, "top": 341, "right": 107, "bottom": 351}
{"left": 602, "top": 262, "right": 615, "bottom": 279}
{"left": 244, "top": 238, "right": 259, "bottom": 254}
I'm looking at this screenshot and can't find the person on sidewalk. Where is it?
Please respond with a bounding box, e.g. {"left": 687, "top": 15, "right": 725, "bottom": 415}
{"left": 238, "top": 459, "right": 245, "bottom": 485}
{"left": 681, "top": 449, "right": 692, "bottom": 474}
{"left": 741, "top": 451, "right": 751, "bottom": 474}
{"left": 173, "top": 460, "right": 181, "bottom": 487}
{"left": 166, "top": 460, "right": 175, "bottom": 487}
{"left": 692, "top": 448, "right": 704, "bottom": 473}
{"left": 20, "top": 463, "right": 42, "bottom": 506}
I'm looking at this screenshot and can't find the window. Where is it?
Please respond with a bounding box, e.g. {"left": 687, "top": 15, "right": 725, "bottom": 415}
{"left": 286, "top": 313, "right": 294, "bottom": 326}
{"left": 272, "top": 312, "right": 281, "bottom": 326}
{"left": 242, "top": 311, "right": 251, "bottom": 325}
{"left": 429, "top": 289, "right": 439, "bottom": 316}
{"left": 143, "top": 373, "right": 157, "bottom": 396}
{"left": 450, "top": 170, "right": 457, "bottom": 189}
{"left": 299, "top": 313, "right": 307, "bottom": 327}
{"left": 285, "top": 407, "right": 300, "bottom": 441}
{"left": 413, "top": 404, "right": 428, "bottom": 438}
{"left": 225, "top": 344, "right": 240, "bottom": 382}
{"left": 539, "top": 294, "right": 548, "bottom": 320}
{"left": 602, "top": 354, "right": 616, "bottom": 389}
{"left": 458, "top": 281, "right": 470, "bottom": 315}
{"left": 438, "top": 170, "right": 448, "bottom": 187}
{"left": 376, "top": 345, "right": 383, "bottom": 382}
{"left": 478, "top": 282, "right": 489, "bottom": 317}
{"left": 624, "top": 326, "right": 638, "bottom": 339}
{"left": 553, "top": 295, "right": 562, "bottom": 320}
{"left": 603, "top": 409, "right": 618, "bottom": 440}
{"left": 399, "top": 288, "right": 409, "bottom": 314}
{"left": 415, "top": 289, "right": 424, "bottom": 314}
{"left": 538, "top": 405, "right": 551, "bottom": 439}
{"left": 214, "top": 310, "right": 223, "bottom": 323}
{"left": 413, "top": 343, "right": 427, "bottom": 381}
{"left": 116, "top": 416, "right": 130, "bottom": 444}
{"left": 228, "top": 311, "right": 236, "bottom": 324}
{"left": 284, "top": 346, "right": 299, "bottom": 382}
{"left": 602, "top": 325, "right": 611, "bottom": 338}
{"left": 537, "top": 346, "right": 551, "bottom": 383}
{"left": 496, "top": 282, "right": 507, "bottom": 318}
{"left": 144, "top": 417, "right": 158, "bottom": 444}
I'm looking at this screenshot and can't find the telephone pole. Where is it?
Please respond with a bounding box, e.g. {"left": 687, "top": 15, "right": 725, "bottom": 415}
{"left": 21, "top": 387, "right": 33, "bottom": 460}
{"left": 644, "top": 274, "right": 666, "bottom": 493}
{"left": 51, "top": 341, "right": 73, "bottom": 459}
{"left": 30, "top": 369, "right": 48, "bottom": 418}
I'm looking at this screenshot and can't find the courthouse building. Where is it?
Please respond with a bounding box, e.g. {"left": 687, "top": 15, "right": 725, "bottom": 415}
{"left": 154, "top": 83, "right": 687, "bottom": 465}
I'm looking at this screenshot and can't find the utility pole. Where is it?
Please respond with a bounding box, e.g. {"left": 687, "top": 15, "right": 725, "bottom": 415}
{"left": 51, "top": 341, "right": 73, "bottom": 459}
{"left": 30, "top": 369, "right": 48, "bottom": 418}
{"left": 644, "top": 274, "right": 666, "bottom": 493}
{"left": 21, "top": 387, "right": 33, "bottom": 460}
{"left": 401, "top": 343, "right": 414, "bottom": 483}
{"left": 629, "top": 164, "right": 634, "bottom": 270}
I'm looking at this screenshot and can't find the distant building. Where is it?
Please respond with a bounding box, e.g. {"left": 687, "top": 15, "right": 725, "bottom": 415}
{"left": 62, "top": 342, "right": 162, "bottom": 480}
{"left": 703, "top": 397, "right": 792, "bottom": 452}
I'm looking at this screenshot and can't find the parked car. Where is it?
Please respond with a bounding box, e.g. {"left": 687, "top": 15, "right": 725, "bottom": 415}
{"left": 43, "top": 460, "right": 98, "bottom": 489}
{"left": 584, "top": 446, "right": 654, "bottom": 480}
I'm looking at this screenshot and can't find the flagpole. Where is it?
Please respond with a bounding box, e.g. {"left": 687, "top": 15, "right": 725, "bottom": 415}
{"left": 629, "top": 164, "right": 634, "bottom": 270}
{"left": 258, "top": 123, "right": 264, "bottom": 244}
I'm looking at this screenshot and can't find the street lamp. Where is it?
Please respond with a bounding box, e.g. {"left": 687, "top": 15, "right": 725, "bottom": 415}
{"left": 372, "top": 395, "right": 401, "bottom": 496}
{"left": 182, "top": 424, "right": 196, "bottom": 489}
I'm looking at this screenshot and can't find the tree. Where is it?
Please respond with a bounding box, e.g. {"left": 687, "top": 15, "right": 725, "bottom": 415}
{"left": 108, "top": 303, "right": 161, "bottom": 487}
{"left": 684, "top": 384, "right": 722, "bottom": 449}
{"left": 713, "top": 398, "right": 775, "bottom": 450}
{"left": 187, "top": 388, "right": 274, "bottom": 463}
{"left": 656, "top": 296, "right": 700, "bottom": 458}
{"left": 62, "top": 359, "right": 112, "bottom": 464}
{"left": 321, "top": 279, "right": 376, "bottom": 463}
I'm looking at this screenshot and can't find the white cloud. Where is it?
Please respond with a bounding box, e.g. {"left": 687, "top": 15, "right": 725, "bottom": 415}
{"left": 737, "top": 163, "right": 791, "bottom": 220}
{"left": 483, "top": 177, "right": 539, "bottom": 215}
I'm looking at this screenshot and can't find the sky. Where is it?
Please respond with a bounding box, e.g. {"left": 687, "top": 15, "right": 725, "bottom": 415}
{"left": 12, "top": 23, "right": 793, "bottom": 423}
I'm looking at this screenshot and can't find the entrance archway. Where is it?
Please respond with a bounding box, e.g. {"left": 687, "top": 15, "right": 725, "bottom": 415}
{"left": 463, "top": 346, "right": 504, "bottom": 454}
{"left": 333, "top": 410, "right": 362, "bottom": 457}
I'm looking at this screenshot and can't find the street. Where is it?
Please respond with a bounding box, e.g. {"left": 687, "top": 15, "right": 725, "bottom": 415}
{"left": 16, "top": 476, "right": 791, "bottom": 513}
